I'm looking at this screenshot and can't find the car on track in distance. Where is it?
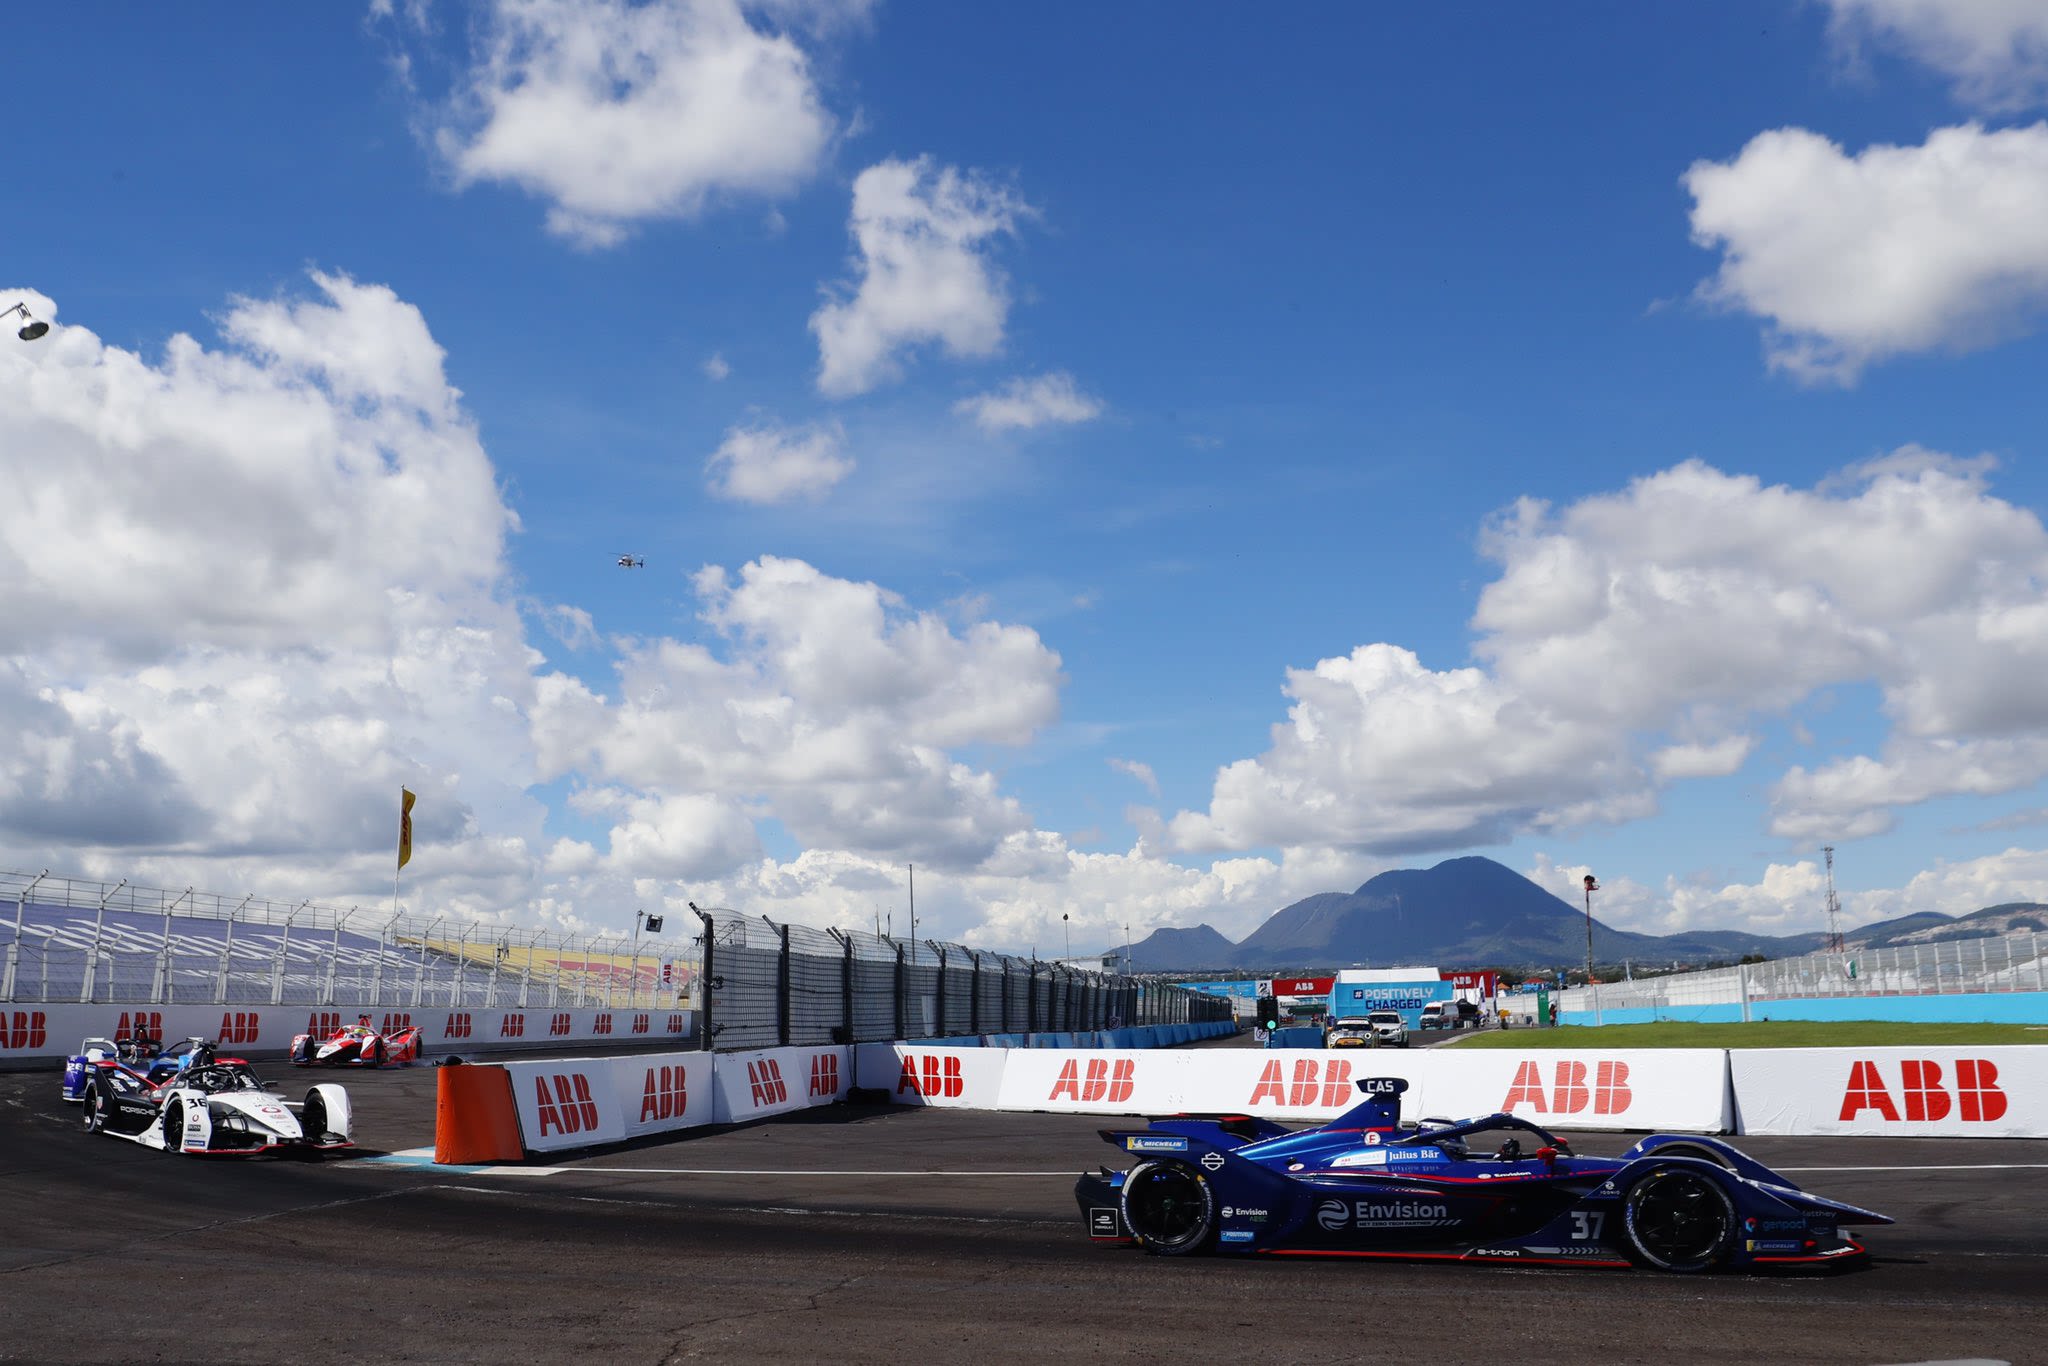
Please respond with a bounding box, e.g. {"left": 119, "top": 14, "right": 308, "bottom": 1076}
{"left": 289, "top": 1014, "right": 423, "bottom": 1067}
{"left": 1076, "top": 1076, "right": 1889, "bottom": 1272}
{"left": 78, "top": 1058, "right": 353, "bottom": 1157}
{"left": 1364, "top": 1009, "right": 1409, "bottom": 1047}
{"left": 1322, "top": 1018, "right": 1381, "bottom": 1048}
{"left": 61, "top": 1036, "right": 156, "bottom": 1102}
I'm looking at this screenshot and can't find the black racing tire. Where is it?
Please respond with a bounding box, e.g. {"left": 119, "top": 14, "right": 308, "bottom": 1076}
{"left": 1119, "top": 1160, "right": 1217, "bottom": 1257}
{"left": 82, "top": 1085, "right": 104, "bottom": 1133}
{"left": 162, "top": 1099, "right": 185, "bottom": 1154}
{"left": 1623, "top": 1167, "right": 1737, "bottom": 1273}
{"left": 303, "top": 1090, "right": 329, "bottom": 1143}
{"left": 372, "top": 1039, "right": 387, "bottom": 1067}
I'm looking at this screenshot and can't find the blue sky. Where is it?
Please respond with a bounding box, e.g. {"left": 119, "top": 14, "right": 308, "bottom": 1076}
{"left": 7, "top": 1, "right": 2048, "bottom": 955}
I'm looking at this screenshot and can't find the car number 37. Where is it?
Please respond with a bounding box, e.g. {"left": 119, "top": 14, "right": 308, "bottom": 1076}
{"left": 1571, "top": 1211, "right": 1606, "bottom": 1240}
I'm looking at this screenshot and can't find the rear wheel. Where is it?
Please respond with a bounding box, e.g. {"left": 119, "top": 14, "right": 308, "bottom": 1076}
{"left": 162, "top": 1099, "right": 185, "bottom": 1153}
{"left": 1623, "top": 1168, "right": 1736, "bottom": 1273}
{"left": 82, "top": 1085, "right": 104, "bottom": 1133}
{"left": 303, "top": 1090, "right": 329, "bottom": 1143}
{"left": 1119, "top": 1161, "right": 1216, "bottom": 1257}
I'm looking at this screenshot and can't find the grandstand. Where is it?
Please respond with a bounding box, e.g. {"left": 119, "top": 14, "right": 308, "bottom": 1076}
{"left": 1, "top": 870, "right": 691, "bottom": 1010}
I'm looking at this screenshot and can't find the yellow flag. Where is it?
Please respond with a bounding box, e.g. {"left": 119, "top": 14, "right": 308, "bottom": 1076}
{"left": 398, "top": 788, "right": 416, "bottom": 870}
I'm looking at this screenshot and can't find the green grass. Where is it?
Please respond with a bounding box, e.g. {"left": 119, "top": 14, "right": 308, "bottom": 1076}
{"left": 1445, "top": 1020, "right": 2048, "bottom": 1049}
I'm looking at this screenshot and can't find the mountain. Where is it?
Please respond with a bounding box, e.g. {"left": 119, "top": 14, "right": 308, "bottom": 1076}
{"left": 1122, "top": 854, "right": 2017, "bottom": 973}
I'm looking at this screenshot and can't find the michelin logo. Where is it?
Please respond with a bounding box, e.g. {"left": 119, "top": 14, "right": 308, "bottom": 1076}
{"left": 1317, "top": 1198, "right": 1453, "bottom": 1230}
{"left": 1125, "top": 1136, "right": 1189, "bottom": 1153}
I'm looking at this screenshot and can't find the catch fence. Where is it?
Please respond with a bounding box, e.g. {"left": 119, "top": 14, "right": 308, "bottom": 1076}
{"left": 693, "top": 906, "right": 1230, "bottom": 1052}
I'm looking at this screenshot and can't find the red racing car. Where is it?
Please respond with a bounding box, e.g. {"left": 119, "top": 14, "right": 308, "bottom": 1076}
{"left": 289, "top": 1015, "right": 423, "bottom": 1068}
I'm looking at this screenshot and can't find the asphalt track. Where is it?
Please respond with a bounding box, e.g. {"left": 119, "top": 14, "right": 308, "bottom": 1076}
{"left": 3, "top": 1043, "right": 2045, "bottom": 1365}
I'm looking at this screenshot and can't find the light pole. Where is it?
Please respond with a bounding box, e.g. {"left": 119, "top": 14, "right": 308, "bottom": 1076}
{"left": 1581, "top": 873, "right": 1601, "bottom": 1026}
{"left": 3, "top": 301, "right": 49, "bottom": 341}
{"left": 1062, "top": 912, "right": 1070, "bottom": 960}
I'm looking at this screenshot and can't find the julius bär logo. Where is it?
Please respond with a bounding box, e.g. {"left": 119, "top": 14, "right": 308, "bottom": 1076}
{"left": 1248, "top": 1058, "right": 1355, "bottom": 1108}
{"left": 217, "top": 1012, "right": 260, "bottom": 1044}
{"left": 115, "top": 1011, "right": 164, "bottom": 1040}
{"left": 1840, "top": 1059, "right": 2007, "bottom": 1122}
{"left": 898, "top": 1053, "right": 962, "bottom": 1098}
{"left": 593, "top": 1012, "right": 613, "bottom": 1035}
{"left": 532, "top": 1073, "right": 601, "bottom": 1137}
{"left": 0, "top": 1010, "right": 47, "bottom": 1050}
{"left": 305, "top": 1011, "right": 342, "bottom": 1036}
{"left": 444, "top": 1012, "right": 473, "bottom": 1038}
{"left": 1049, "top": 1057, "right": 1135, "bottom": 1103}
{"left": 548, "top": 1013, "right": 571, "bottom": 1036}
{"left": 809, "top": 1053, "right": 841, "bottom": 1098}
{"left": 500, "top": 1012, "right": 526, "bottom": 1038}
{"left": 1501, "top": 1060, "right": 1631, "bottom": 1115}
{"left": 748, "top": 1059, "right": 788, "bottom": 1107}
{"left": 630, "top": 1012, "right": 650, "bottom": 1035}
{"left": 640, "top": 1064, "right": 688, "bottom": 1122}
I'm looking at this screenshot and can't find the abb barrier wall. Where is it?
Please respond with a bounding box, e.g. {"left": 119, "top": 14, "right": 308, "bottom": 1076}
{"left": 1729, "top": 1046, "right": 2045, "bottom": 1138}
{"left": 502, "top": 1050, "right": 722, "bottom": 1153}
{"left": 0, "top": 1002, "right": 693, "bottom": 1070}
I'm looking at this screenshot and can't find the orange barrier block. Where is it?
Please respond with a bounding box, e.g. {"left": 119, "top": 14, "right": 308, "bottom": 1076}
{"left": 434, "top": 1063, "right": 525, "bottom": 1164}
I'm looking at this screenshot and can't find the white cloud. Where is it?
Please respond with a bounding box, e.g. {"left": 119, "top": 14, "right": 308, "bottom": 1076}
{"left": 811, "top": 157, "right": 1031, "bottom": 396}
{"left": 705, "top": 419, "right": 853, "bottom": 504}
{"left": 1824, "top": 0, "right": 2048, "bottom": 111}
{"left": 1165, "top": 453, "right": 2048, "bottom": 857}
{"left": 702, "top": 352, "right": 731, "bottom": 381}
{"left": 427, "top": 0, "right": 838, "bottom": 247}
{"left": 954, "top": 372, "right": 1104, "bottom": 433}
{"left": 1685, "top": 122, "right": 2048, "bottom": 383}
{"left": 1109, "top": 757, "right": 1160, "bottom": 797}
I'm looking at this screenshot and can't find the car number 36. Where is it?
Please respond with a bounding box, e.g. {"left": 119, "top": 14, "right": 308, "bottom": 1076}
{"left": 1571, "top": 1211, "right": 1607, "bottom": 1241}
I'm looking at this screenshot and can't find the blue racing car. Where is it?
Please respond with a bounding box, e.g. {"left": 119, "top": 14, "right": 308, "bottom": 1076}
{"left": 1075, "top": 1077, "right": 1889, "bottom": 1272}
{"left": 61, "top": 1035, "right": 217, "bottom": 1102}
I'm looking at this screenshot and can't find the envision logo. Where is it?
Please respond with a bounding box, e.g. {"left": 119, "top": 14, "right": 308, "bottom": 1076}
{"left": 1317, "top": 1198, "right": 1450, "bottom": 1229}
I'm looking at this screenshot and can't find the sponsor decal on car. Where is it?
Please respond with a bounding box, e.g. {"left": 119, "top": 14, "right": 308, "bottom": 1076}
{"left": 1126, "top": 1136, "right": 1189, "bottom": 1153}
{"left": 1329, "top": 1149, "right": 1390, "bottom": 1168}
{"left": 1219, "top": 1230, "right": 1257, "bottom": 1243}
{"left": 1747, "top": 1239, "right": 1806, "bottom": 1253}
{"left": 1472, "top": 1248, "right": 1523, "bottom": 1258}
{"left": 1316, "top": 1198, "right": 1454, "bottom": 1230}
{"left": 1221, "top": 1206, "right": 1269, "bottom": 1221}
{"left": 1200, "top": 1151, "right": 1225, "bottom": 1171}
{"left": 1088, "top": 1207, "right": 1120, "bottom": 1238}
{"left": 1743, "top": 1216, "right": 1811, "bottom": 1235}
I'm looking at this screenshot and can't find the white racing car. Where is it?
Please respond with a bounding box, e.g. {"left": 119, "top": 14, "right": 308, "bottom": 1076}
{"left": 78, "top": 1057, "right": 354, "bottom": 1157}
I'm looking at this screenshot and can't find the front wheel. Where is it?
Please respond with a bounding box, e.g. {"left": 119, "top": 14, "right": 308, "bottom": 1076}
{"left": 1119, "top": 1160, "right": 1216, "bottom": 1257}
{"left": 1623, "top": 1168, "right": 1736, "bottom": 1273}
{"left": 82, "top": 1086, "right": 104, "bottom": 1133}
{"left": 162, "top": 1099, "right": 185, "bottom": 1154}
{"left": 303, "top": 1090, "right": 329, "bottom": 1143}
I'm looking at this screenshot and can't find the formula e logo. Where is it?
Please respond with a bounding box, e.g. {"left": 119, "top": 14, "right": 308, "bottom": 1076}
{"left": 640, "top": 1064, "right": 688, "bottom": 1122}
{"left": 1501, "top": 1060, "right": 1632, "bottom": 1115}
{"left": 1247, "top": 1058, "right": 1355, "bottom": 1109}
{"left": 593, "top": 1013, "right": 613, "bottom": 1035}
{"left": 897, "top": 1054, "right": 962, "bottom": 1098}
{"left": 1049, "top": 1057, "right": 1134, "bottom": 1104}
{"left": 808, "top": 1053, "right": 841, "bottom": 1099}
{"left": 748, "top": 1059, "right": 788, "bottom": 1107}
{"left": 444, "top": 1013, "right": 473, "bottom": 1039}
{"left": 115, "top": 1011, "right": 164, "bottom": 1040}
{"left": 217, "top": 1012, "right": 260, "bottom": 1044}
{"left": 0, "top": 1010, "right": 47, "bottom": 1050}
{"left": 500, "top": 1013, "right": 526, "bottom": 1038}
{"left": 533, "top": 1073, "right": 601, "bottom": 1137}
{"left": 548, "top": 1013, "right": 571, "bottom": 1037}
{"left": 630, "top": 1012, "right": 650, "bottom": 1035}
{"left": 1840, "top": 1059, "right": 2007, "bottom": 1122}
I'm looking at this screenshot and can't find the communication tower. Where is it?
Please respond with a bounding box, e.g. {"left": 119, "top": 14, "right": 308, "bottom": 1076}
{"left": 1823, "top": 845, "right": 1844, "bottom": 953}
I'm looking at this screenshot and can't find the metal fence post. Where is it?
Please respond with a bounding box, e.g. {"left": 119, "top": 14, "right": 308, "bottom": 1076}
{"left": 892, "top": 938, "right": 907, "bottom": 1042}
{"left": 79, "top": 878, "right": 126, "bottom": 1004}
{"left": 694, "top": 909, "right": 717, "bottom": 1051}
{"left": 776, "top": 919, "right": 792, "bottom": 1047}
{"left": 3, "top": 869, "right": 49, "bottom": 1002}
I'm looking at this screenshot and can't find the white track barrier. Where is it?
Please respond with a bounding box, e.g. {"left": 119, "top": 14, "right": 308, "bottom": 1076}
{"left": 1730, "top": 1046, "right": 2046, "bottom": 1137}
{"left": 710, "top": 1044, "right": 849, "bottom": 1123}
{"left": 0, "top": 1002, "right": 692, "bottom": 1067}
{"left": 1424, "top": 1049, "right": 1731, "bottom": 1133}
{"left": 855, "top": 1043, "right": 1011, "bottom": 1108}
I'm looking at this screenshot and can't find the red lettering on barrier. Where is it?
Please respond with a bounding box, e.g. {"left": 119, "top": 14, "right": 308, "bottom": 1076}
{"left": 1, "top": 1010, "right": 48, "bottom": 1050}
{"left": 305, "top": 1011, "right": 341, "bottom": 1037}
{"left": 747, "top": 1059, "right": 788, "bottom": 1108}
{"left": 666, "top": 1013, "right": 686, "bottom": 1034}
{"left": 1502, "top": 1060, "right": 1547, "bottom": 1112}
{"left": 500, "top": 1013, "right": 525, "bottom": 1038}
{"left": 217, "top": 1012, "right": 260, "bottom": 1045}
{"left": 1246, "top": 1058, "right": 1358, "bottom": 1110}
{"left": 631, "top": 1012, "right": 650, "bottom": 1035}
{"left": 640, "top": 1064, "right": 688, "bottom": 1122}
{"left": 1500, "top": 1060, "right": 1631, "bottom": 1115}
{"left": 1320, "top": 1058, "right": 1353, "bottom": 1108}
{"left": 549, "top": 1013, "right": 571, "bottom": 1036}
{"left": 1593, "top": 1060, "right": 1631, "bottom": 1114}
{"left": 809, "top": 1053, "right": 842, "bottom": 1098}
{"left": 1840, "top": 1058, "right": 2007, "bottom": 1124}
{"left": 116, "top": 1011, "right": 165, "bottom": 1040}
{"left": 593, "top": 1013, "right": 613, "bottom": 1036}
{"left": 444, "top": 1013, "right": 472, "bottom": 1039}
{"left": 896, "top": 1054, "right": 959, "bottom": 1098}
{"left": 380, "top": 1012, "right": 412, "bottom": 1033}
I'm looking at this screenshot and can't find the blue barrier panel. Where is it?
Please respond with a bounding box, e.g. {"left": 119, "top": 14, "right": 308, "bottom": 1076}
{"left": 1264, "top": 1026, "right": 1323, "bottom": 1048}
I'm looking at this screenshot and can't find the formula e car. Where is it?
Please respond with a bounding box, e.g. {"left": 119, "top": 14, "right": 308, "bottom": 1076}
{"left": 60, "top": 1035, "right": 216, "bottom": 1101}
{"left": 78, "top": 1058, "right": 352, "bottom": 1156}
{"left": 289, "top": 1016, "right": 423, "bottom": 1067}
{"left": 1075, "top": 1077, "right": 1889, "bottom": 1272}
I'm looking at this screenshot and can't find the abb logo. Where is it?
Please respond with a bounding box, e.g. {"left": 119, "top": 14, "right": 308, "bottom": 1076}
{"left": 665, "top": 1014, "right": 687, "bottom": 1034}
{"left": 640, "top": 1064, "right": 688, "bottom": 1122}
{"left": 549, "top": 1013, "right": 572, "bottom": 1037}
{"left": 1841, "top": 1059, "right": 2008, "bottom": 1123}
{"left": 500, "top": 1013, "right": 526, "bottom": 1038}
{"left": 381, "top": 1013, "right": 412, "bottom": 1032}
{"left": 1247, "top": 1057, "right": 1355, "bottom": 1109}
{"left": 115, "top": 1011, "right": 164, "bottom": 1040}
{"left": 217, "top": 1012, "right": 261, "bottom": 1044}
{"left": 593, "top": 1013, "right": 613, "bottom": 1035}
{"left": 1501, "top": 1060, "right": 1633, "bottom": 1115}
{"left": 306, "top": 1012, "right": 343, "bottom": 1036}
{"left": 444, "top": 1013, "right": 473, "bottom": 1039}
{"left": 898, "top": 1053, "right": 963, "bottom": 1098}
{"left": 630, "top": 1012, "right": 650, "bottom": 1035}
{"left": 0, "top": 1010, "right": 48, "bottom": 1050}
{"left": 532, "top": 1073, "right": 601, "bottom": 1137}
{"left": 809, "top": 1053, "right": 841, "bottom": 1099}
{"left": 1049, "top": 1057, "right": 1135, "bottom": 1104}
{"left": 747, "top": 1059, "right": 788, "bottom": 1108}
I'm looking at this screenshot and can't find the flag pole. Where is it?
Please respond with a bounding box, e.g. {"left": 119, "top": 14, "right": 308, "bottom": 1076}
{"left": 394, "top": 788, "right": 416, "bottom": 925}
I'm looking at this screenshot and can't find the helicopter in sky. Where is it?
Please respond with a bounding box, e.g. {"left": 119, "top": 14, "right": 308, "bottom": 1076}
{"left": 617, "top": 554, "right": 645, "bottom": 569}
